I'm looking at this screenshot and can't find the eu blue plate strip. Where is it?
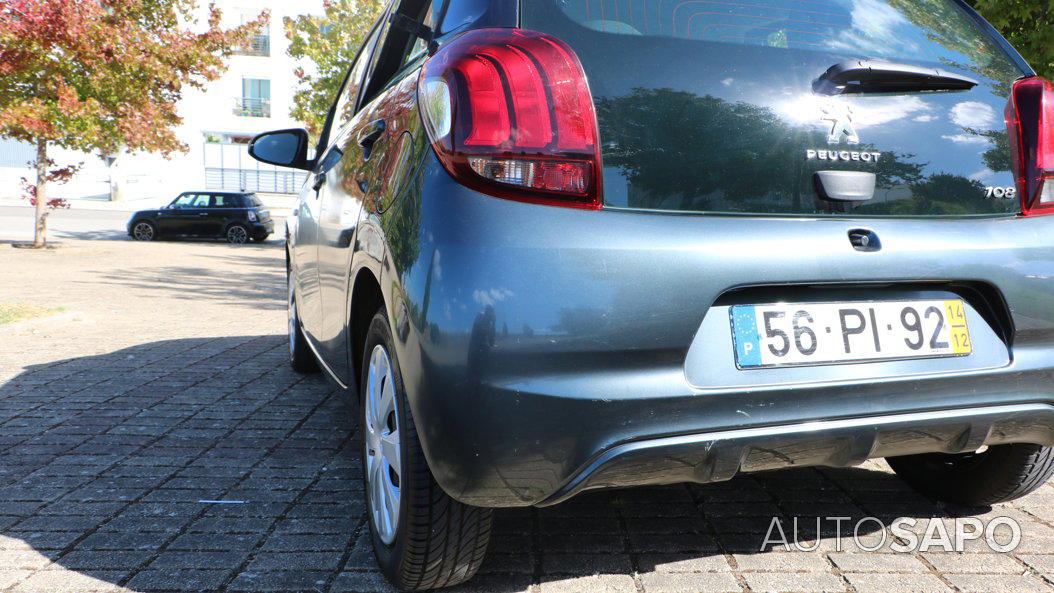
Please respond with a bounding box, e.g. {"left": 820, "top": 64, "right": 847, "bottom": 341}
{"left": 731, "top": 305, "right": 761, "bottom": 367}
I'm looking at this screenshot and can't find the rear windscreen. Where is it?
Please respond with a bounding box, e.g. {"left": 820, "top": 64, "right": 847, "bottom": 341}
{"left": 522, "top": 1, "right": 1027, "bottom": 217}
{"left": 538, "top": 0, "right": 1005, "bottom": 68}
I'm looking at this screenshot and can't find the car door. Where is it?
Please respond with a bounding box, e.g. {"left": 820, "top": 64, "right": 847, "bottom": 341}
{"left": 293, "top": 18, "right": 385, "bottom": 350}
{"left": 316, "top": 0, "right": 434, "bottom": 379}
{"left": 178, "top": 194, "right": 213, "bottom": 236}
{"left": 156, "top": 193, "right": 203, "bottom": 235}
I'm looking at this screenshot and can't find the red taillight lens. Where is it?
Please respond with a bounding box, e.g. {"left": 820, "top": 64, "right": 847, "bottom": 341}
{"left": 1007, "top": 77, "right": 1054, "bottom": 216}
{"left": 419, "top": 29, "right": 603, "bottom": 209}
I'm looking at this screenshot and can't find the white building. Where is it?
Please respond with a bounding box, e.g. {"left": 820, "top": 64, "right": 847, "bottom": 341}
{"left": 0, "top": 0, "right": 323, "bottom": 202}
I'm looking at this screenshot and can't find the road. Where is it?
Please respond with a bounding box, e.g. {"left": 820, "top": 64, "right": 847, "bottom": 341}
{"left": 0, "top": 207, "right": 133, "bottom": 243}
{"left": 0, "top": 206, "right": 286, "bottom": 244}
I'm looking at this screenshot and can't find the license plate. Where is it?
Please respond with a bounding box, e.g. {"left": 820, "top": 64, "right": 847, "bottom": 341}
{"left": 730, "top": 299, "right": 972, "bottom": 369}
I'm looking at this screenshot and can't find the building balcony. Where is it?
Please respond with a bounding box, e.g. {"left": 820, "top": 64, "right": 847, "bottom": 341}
{"left": 234, "top": 34, "right": 270, "bottom": 57}
{"left": 233, "top": 97, "right": 271, "bottom": 118}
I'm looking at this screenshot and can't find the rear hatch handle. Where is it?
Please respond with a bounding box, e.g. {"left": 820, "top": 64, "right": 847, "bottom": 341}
{"left": 814, "top": 60, "right": 978, "bottom": 95}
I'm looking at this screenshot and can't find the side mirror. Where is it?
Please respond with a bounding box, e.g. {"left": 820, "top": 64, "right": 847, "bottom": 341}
{"left": 248, "top": 128, "right": 313, "bottom": 170}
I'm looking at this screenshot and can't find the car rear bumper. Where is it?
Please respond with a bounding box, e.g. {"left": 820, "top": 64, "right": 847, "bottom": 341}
{"left": 538, "top": 403, "right": 1054, "bottom": 506}
{"left": 406, "top": 353, "right": 1054, "bottom": 507}
{"left": 250, "top": 220, "right": 273, "bottom": 238}
{"left": 382, "top": 160, "right": 1054, "bottom": 508}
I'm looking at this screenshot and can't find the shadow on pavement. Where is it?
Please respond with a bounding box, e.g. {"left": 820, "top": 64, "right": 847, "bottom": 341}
{"left": 0, "top": 336, "right": 987, "bottom": 593}
{"left": 89, "top": 249, "right": 287, "bottom": 311}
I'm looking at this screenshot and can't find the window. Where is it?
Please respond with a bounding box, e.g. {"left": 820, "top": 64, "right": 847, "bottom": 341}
{"left": 402, "top": 4, "right": 436, "bottom": 67}
{"left": 321, "top": 20, "right": 385, "bottom": 147}
{"left": 170, "top": 194, "right": 210, "bottom": 209}
{"left": 234, "top": 12, "right": 270, "bottom": 56}
{"left": 210, "top": 194, "right": 243, "bottom": 208}
{"left": 538, "top": 0, "right": 1008, "bottom": 67}
{"left": 235, "top": 78, "right": 271, "bottom": 117}
{"left": 235, "top": 34, "right": 270, "bottom": 57}
{"left": 359, "top": 0, "right": 433, "bottom": 106}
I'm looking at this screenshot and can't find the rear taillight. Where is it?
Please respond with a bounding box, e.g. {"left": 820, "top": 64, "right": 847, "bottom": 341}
{"left": 1007, "top": 77, "right": 1054, "bottom": 216}
{"left": 418, "top": 29, "right": 603, "bottom": 209}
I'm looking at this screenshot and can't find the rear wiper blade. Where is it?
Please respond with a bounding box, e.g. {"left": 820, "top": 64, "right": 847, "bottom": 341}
{"left": 813, "top": 59, "right": 978, "bottom": 95}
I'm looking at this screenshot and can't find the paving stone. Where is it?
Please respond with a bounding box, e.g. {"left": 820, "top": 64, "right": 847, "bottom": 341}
{"left": 167, "top": 533, "right": 264, "bottom": 551}
{"left": 734, "top": 552, "right": 831, "bottom": 572}
{"left": 1018, "top": 553, "right": 1054, "bottom": 574}
{"left": 0, "top": 570, "right": 32, "bottom": 589}
{"left": 943, "top": 573, "right": 1052, "bottom": 593}
{"left": 541, "top": 553, "right": 633, "bottom": 574}
{"left": 259, "top": 532, "right": 352, "bottom": 552}
{"left": 642, "top": 571, "right": 747, "bottom": 593}
{"left": 639, "top": 553, "right": 732, "bottom": 573}
{"left": 741, "top": 571, "right": 845, "bottom": 593}
{"left": 924, "top": 552, "right": 1023, "bottom": 573}
{"left": 55, "top": 550, "right": 152, "bottom": 571}
{"left": 226, "top": 570, "right": 331, "bottom": 591}
{"left": 477, "top": 552, "right": 534, "bottom": 574}
{"left": 76, "top": 532, "right": 171, "bottom": 551}
{"left": 245, "top": 551, "right": 345, "bottom": 572}
{"left": 843, "top": 573, "right": 952, "bottom": 593}
{"left": 11, "top": 569, "right": 126, "bottom": 593}
{"left": 0, "top": 549, "right": 53, "bottom": 570}
{"left": 828, "top": 552, "right": 929, "bottom": 572}
{"left": 538, "top": 574, "right": 638, "bottom": 593}
{"left": 330, "top": 571, "right": 402, "bottom": 593}
{"left": 125, "top": 569, "right": 231, "bottom": 591}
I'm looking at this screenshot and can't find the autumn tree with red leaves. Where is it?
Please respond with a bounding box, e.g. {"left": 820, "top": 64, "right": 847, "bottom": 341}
{"left": 0, "top": 0, "right": 267, "bottom": 247}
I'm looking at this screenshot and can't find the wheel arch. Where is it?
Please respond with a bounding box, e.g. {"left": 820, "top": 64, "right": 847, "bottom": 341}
{"left": 349, "top": 266, "right": 384, "bottom": 395}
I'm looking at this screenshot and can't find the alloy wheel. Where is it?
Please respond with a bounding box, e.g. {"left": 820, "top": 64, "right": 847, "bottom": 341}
{"left": 364, "top": 344, "right": 401, "bottom": 545}
{"left": 132, "top": 222, "right": 154, "bottom": 241}
{"left": 227, "top": 225, "right": 248, "bottom": 244}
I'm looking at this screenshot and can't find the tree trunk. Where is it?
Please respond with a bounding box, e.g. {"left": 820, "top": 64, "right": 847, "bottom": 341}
{"left": 32, "top": 138, "right": 48, "bottom": 248}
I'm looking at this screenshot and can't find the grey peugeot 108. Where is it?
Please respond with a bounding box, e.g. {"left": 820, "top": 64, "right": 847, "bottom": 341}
{"left": 249, "top": 0, "right": 1054, "bottom": 588}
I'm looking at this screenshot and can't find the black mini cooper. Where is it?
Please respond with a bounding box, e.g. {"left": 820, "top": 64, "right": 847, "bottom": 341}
{"left": 127, "top": 191, "right": 274, "bottom": 244}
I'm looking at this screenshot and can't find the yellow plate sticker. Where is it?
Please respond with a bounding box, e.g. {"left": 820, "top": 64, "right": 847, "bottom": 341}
{"left": 944, "top": 299, "right": 972, "bottom": 354}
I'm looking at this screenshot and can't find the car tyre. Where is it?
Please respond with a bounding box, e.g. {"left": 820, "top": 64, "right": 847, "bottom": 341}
{"left": 131, "top": 220, "right": 157, "bottom": 241}
{"left": 360, "top": 308, "right": 492, "bottom": 590}
{"left": 887, "top": 443, "right": 1054, "bottom": 505}
{"left": 288, "top": 274, "right": 319, "bottom": 374}
{"left": 226, "top": 223, "right": 250, "bottom": 244}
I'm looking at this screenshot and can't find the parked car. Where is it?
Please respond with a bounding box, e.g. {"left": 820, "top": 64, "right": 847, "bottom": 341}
{"left": 251, "top": 0, "right": 1054, "bottom": 588}
{"left": 127, "top": 191, "right": 274, "bottom": 244}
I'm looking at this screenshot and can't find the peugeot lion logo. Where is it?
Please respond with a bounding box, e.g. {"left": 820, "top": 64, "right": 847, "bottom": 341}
{"left": 821, "top": 102, "right": 859, "bottom": 144}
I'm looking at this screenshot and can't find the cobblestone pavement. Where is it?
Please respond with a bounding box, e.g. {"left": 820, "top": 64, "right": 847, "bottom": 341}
{"left": 1, "top": 237, "right": 1053, "bottom": 593}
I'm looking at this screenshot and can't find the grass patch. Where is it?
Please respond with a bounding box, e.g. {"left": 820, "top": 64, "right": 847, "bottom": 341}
{"left": 0, "top": 303, "right": 65, "bottom": 325}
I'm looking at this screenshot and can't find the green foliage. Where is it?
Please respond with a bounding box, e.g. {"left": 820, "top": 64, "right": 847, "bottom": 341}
{"left": 0, "top": 0, "right": 265, "bottom": 246}
{"left": 0, "top": 0, "right": 267, "bottom": 155}
{"left": 284, "top": 0, "right": 386, "bottom": 140}
{"left": 967, "top": 0, "right": 1054, "bottom": 79}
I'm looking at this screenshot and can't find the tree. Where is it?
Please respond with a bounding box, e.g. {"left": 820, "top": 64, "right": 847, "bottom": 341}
{"left": 0, "top": 0, "right": 266, "bottom": 248}
{"left": 284, "top": 0, "right": 385, "bottom": 141}
{"left": 967, "top": 1, "right": 1054, "bottom": 80}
